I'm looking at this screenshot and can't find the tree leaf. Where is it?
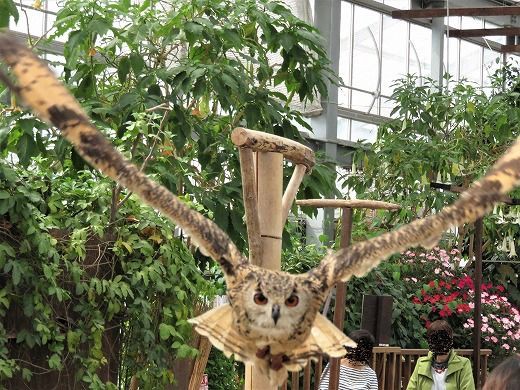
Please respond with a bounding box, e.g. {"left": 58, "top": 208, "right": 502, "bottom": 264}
{"left": 118, "top": 56, "right": 131, "bottom": 83}
{"left": 129, "top": 53, "right": 145, "bottom": 75}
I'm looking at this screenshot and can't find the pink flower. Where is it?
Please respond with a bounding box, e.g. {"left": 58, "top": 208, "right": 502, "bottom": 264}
{"left": 502, "top": 344, "right": 511, "bottom": 350}
{"left": 490, "top": 336, "right": 498, "bottom": 343}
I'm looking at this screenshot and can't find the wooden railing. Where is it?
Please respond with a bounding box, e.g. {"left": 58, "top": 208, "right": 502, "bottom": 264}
{"left": 283, "top": 347, "right": 492, "bottom": 390}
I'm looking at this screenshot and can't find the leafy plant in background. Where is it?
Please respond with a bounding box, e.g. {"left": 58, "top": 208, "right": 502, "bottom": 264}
{"left": 0, "top": 0, "right": 18, "bottom": 28}
{"left": 0, "top": 0, "right": 339, "bottom": 388}
{"left": 344, "top": 72, "right": 520, "bottom": 346}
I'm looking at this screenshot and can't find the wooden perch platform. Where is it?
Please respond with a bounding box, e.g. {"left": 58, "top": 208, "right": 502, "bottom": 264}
{"left": 296, "top": 199, "right": 400, "bottom": 210}
{"left": 231, "top": 127, "right": 315, "bottom": 172}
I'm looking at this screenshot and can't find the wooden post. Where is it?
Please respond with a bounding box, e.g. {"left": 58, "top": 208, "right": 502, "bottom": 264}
{"left": 244, "top": 151, "right": 283, "bottom": 389}
{"left": 472, "top": 218, "right": 483, "bottom": 388}
{"left": 328, "top": 208, "right": 353, "bottom": 390}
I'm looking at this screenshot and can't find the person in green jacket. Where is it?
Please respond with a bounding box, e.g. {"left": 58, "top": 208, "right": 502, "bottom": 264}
{"left": 407, "top": 320, "right": 475, "bottom": 390}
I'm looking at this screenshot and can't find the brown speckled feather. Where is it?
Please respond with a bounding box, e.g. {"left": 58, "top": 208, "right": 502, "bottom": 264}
{"left": 0, "top": 34, "right": 246, "bottom": 285}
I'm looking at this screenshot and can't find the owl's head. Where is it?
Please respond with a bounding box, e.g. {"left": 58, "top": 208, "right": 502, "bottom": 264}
{"left": 232, "top": 267, "right": 319, "bottom": 342}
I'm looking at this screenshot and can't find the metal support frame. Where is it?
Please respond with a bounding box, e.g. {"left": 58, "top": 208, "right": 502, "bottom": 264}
{"left": 314, "top": 0, "right": 342, "bottom": 243}
{"left": 431, "top": 7, "right": 445, "bottom": 86}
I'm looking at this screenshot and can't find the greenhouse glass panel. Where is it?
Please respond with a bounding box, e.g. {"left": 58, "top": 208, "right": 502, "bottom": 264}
{"left": 381, "top": 15, "right": 407, "bottom": 96}
{"left": 351, "top": 120, "right": 378, "bottom": 144}
{"left": 338, "top": 2, "right": 353, "bottom": 108}
{"left": 460, "top": 41, "right": 483, "bottom": 85}
{"left": 351, "top": 6, "right": 381, "bottom": 94}
{"left": 409, "top": 24, "right": 431, "bottom": 82}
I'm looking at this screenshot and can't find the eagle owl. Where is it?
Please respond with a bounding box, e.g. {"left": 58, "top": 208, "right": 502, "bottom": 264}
{"left": 2, "top": 36, "right": 520, "bottom": 386}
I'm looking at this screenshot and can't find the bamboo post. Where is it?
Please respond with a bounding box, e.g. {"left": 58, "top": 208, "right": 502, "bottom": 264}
{"left": 245, "top": 151, "right": 283, "bottom": 389}
{"left": 239, "top": 148, "right": 262, "bottom": 263}
{"left": 232, "top": 128, "right": 315, "bottom": 389}
{"left": 281, "top": 164, "right": 307, "bottom": 224}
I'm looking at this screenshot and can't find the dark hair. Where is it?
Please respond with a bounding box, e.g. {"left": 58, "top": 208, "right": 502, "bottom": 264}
{"left": 427, "top": 320, "right": 453, "bottom": 338}
{"left": 482, "top": 355, "right": 520, "bottom": 390}
{"left": 349, "top": 329, "right": 376, "bottom": 348}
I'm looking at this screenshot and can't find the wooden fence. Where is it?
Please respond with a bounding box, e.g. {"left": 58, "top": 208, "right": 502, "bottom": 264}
{"left": 282, "top": 347, "right": 492, "bottom": 390}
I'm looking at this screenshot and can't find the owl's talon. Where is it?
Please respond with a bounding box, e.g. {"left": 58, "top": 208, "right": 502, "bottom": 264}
{"left": 269, "top": 353, "right": 289, "bottom": 371}
{"left": 256, "top": 346, "right": 270, "bottom": 359}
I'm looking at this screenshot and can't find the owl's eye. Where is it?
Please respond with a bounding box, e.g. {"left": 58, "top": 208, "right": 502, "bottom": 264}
{"left": 254, "top": 292, "right": 268, "bottom": 305}
{"left": 285, "top": 294, "right": 299, "bottom": 307}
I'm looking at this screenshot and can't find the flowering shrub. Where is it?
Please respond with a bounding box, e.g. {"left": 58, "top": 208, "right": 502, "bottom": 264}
{"left": 402, "top": 247, "right": 520, "bottom": 364}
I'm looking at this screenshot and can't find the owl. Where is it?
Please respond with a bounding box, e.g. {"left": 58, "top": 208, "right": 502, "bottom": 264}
{"left": 2, "top": 36, "right": 520, "bottom": 386}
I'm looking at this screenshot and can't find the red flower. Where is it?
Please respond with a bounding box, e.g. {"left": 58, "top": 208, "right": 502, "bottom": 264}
{"left": 428, "top": 281, "right": 436, "bottom": 288}
{"left": 496, "top": 285, "right": 505, "bottom": 292}
{"left": 458, "top": 275, "right": 474, "bottom": 289}
{"left": 445, "top": 292, "right": 459, "bottom": 303}
{"left": 412, "top": 296, "right": 422, "bottom": 304}
{"left": 439, "top": 304, "right": 452, "bottom": 318}
{"left": 456, "top": 303, "right": 471, "bottom": 313}
{"left": 430, "top": 294, "right": 441, "bottom": 304}
{"left": 439, "top": 280, "right": 445, "bottom": 287}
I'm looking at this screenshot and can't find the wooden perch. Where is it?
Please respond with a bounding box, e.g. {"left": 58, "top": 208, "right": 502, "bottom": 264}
{"left": 281, "top": 164, "right": 307, "bottom": 224}
{"left": 239, "top": 148, "right": 262, "bottom": 263}
{"left": 231, "top": 127, "right": 315, "bottom": 172}
{"left": 296, "top": 199, "right": 400, "bottom": 210}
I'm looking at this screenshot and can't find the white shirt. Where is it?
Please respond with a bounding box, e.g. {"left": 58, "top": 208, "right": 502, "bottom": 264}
{"left": 319, "top": 363, "right": 378, "bottom": 390}
{"left": 431, "top": 367, "right": 447, "bottom": 390}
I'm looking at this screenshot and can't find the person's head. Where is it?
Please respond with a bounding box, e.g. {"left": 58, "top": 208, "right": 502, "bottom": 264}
{"left": 482, "top": 354, "right": 520, "bottom": 390}
{"left": 426, "top": 320, "right": 453, "bottom": 355}
{"left": 344, "top": 329, "right": 375, "bottom": 365}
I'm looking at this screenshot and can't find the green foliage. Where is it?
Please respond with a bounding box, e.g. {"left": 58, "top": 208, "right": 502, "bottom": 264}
{"left": 347, "top": 74, "right": 520, "bottom": 223}
{"left": 0, "top": 0, "right": 338, "bottom": 387}
{"left": 340, "top": 253, "right": 426, "bottom": 349}
{"left": 0, "top": 0, "right": 18, "bottom": 28}
{"left": 205, "top": 348, "right": 243, "bottom": 390}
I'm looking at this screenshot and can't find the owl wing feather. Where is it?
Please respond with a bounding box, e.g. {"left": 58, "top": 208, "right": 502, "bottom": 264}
{"left": 0, "top": 35, "right": 246, "bottom": 280}
{"left": 313, "top": 137, "right": 520, "bottom": 289}
{"left": 188, "top": 304, "right": 256, "bottom": 362}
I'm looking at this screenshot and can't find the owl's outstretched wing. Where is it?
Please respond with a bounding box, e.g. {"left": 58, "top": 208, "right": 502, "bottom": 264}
{"left": 0, "top": 35, "right": 246, "bottom": 279}
{"left": 188, "top": 304, "right": 256, "bottom": 362}
{"left": 312, "top": 135, "right": 520, "bottom": 289}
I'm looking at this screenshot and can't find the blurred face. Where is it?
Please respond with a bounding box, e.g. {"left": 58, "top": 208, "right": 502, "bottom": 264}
{"left": 345, "top": 338, "right": 373, "bottom": 364}
{"left": 427, "top": 330, "right": 453, "bottom": 355}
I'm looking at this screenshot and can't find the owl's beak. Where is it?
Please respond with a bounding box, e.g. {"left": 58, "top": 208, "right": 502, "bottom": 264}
{"left": 272, "top": 304, "right": 281, "bottom": 325}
